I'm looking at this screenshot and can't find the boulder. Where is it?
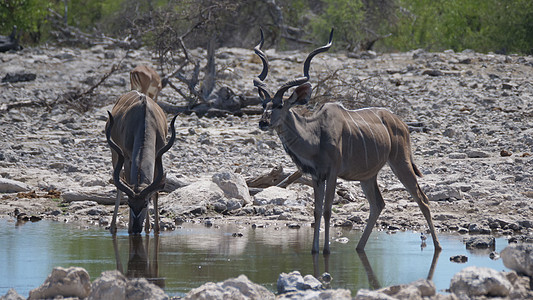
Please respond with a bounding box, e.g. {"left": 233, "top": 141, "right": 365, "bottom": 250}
{"left": 354, "top": 289, "right": 396, "bottom": 299}
{"left": 183, "top": 274, "right": 275, "bottom": 300}
{"left": 501, "top": 244, "right": 533, "bottom": 276}
{"left": 89, "top": 270, "right": 127, "bottom": 300}
{"left": 253, "top": 187, "right": 301, "bottom": 206}
{"left": 464, "top": 236, "right": 495, "bottom": 249}
{"left": 160, "top": 179, "right": 223, "bottom": 215}
{"left": 0, "top": 289, "right": 25, "bottom": 300}
{"left": 0, "top": 178, "right": 30, "bottom": 193}
{"left": 126, "top": 278, "right": 169, "bottom": 300}
{"left": 279, "top": 289, "right": 352, "bottom": 300}
{"left": 449, "top": 266, "right": 512, "bottom": 297}
{"left": 212, "top": 171, "right": 252, "bottom": 205}
{"left": 89, "top": 270, "right": 168, "bottom": 300}
{"left": 28, "top": 266, "right": 91, "bottom": 300}
{"left": 425, "top": 186, "right": 462, "bottom": 201}
{"left": 161, "top": 175, "right": 252, "bottom": 215}
{"left": 358, "top": 279, "right": 436, "bottom": 300}
{"left": 277, "top": 271, "right": 324, "bottom": 294}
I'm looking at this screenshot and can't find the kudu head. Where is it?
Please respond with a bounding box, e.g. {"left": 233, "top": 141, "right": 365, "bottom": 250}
{"left": 106, "top": 111, "right": 177, "bottom": 234}
{"left": 254, "top": 29, "right": 333, "bottom": 131}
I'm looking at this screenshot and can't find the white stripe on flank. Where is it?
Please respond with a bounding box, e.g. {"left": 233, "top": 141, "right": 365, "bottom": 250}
{"left": 355, "top": 110, "right": 379, "bottom": 165}
{"left": 389, "top": 113, "right": 401, "bottom": 161}
{"left": 370, "top": 109, "right": 390, "bottom": 152}
{"left": 344, "top": 110, "right": 369, "bottom": 169}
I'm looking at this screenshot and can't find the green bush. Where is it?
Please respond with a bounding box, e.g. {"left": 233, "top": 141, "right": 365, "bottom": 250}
{"left": 0, "top": 0, "right": 51, "bottom": 36}
{"left": 381, "top": 0, "right": 533, "bottom": 54}
{"left": 309, "top": 0, "right": 364, "bottom": 50}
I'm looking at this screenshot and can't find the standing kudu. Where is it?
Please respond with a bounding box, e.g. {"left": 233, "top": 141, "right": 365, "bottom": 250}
{"left": 130, "top": 65, "right": 162, "bottom": 102}
{"left": 253, "top": 29, "right": 441, "bottom": 254}
{"left": 106, "top": 90, "right": 177, "bottom": 234}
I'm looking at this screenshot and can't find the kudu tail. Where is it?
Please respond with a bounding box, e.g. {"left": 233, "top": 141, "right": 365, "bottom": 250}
{"left": 412, "top": 162, "right": 423, "bottom": 177}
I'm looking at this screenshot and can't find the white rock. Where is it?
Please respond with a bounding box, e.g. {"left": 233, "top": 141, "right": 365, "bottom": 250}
{"left": 88, "top": 270, "right": 127, "bottom": 300}
{"left": 501, "top": 244, "right": 533, "bottom": 277}
{"left": 253, "top": 186, "right": 300, "bottom": 206}
{"left": 160, "top": 179, "right": 223, "bottom": 213}
{"left": 183, "top": 274, "right": 274, "bottom": 300}
{"left": 449, "top": 266, "right": 512, "bottom": 297}
{"left": 28, "top": 267, "right": 91, "bottom": 300}
{"left": 355, "top": 289, "right": 396, "bottom": 300}
{"left": 426, "top": 186, "right": 463, "bottom": 201}
{"left": 0, "top": 178, "right": 30, "bottom": 193}
{"left": 212, "top": 171, "right": 252, "bottom": 205}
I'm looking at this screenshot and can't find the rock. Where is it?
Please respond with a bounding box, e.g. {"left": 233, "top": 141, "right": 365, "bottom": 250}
{"left": 422, "top": 69, "right": 444, "bottom": 76}
{"left": 126, "top": 278, "right": 169, "bottom": 300}
{"left": 355, "top": 289, "right": 396, "bottom": 299}
{"left": 162, "top": 173, "right": 190, "bottom": 192}
{"left": 448, "top": 152, "right": 467, "bottom": 159}
{"left": 355, "top": 279, "right": 435, "bottom": 299}
{"left": 0, "top": 178, "right": 30, "bottom": 192}
{"left": 426, "top": 186, "right": 462, "bottom": 201}
{"left": 160, "top": 179, "right": 223, "bottom": 214}
{"left": 500, "top": 244, "right": 533, "bottom": 276}
{"left": 467, "top": 150, "right": 490, "bottom": 158}
{"left": 464, "top": 236, "right": 495, "bottom": 249}
{"left": 279, "top": 289, "right": 352, "bottom": 300}
{"left": 89, "top": 270, "right": 168, "bottom": 300}
{"left": 0, "top": 288, "right": 25, "bottom": 300}
{"left": 253, "top": 186, "right": 300, "bottom": 206}
{"left": 277, "top": 271, "right": 323, "bottom": 294}
{"left": 450, "top": 255, "right": 468, "bottom": 263}
{"left": 183, "top": 274, "right": 274, "bottom": 300}
{"left": 28, "top": 266, "right": 91, "bottom": 300}
{"left": 89, "top": 270, "right": 127, "bottom": 300}
{"left": 449, "top": 266, "right": 512, "bottom": 297}
{"left": 2, "top": 72, "right": 36, "bottom": 83}
{"left": 212, "top": 171, "right": 252, "bottom": 205}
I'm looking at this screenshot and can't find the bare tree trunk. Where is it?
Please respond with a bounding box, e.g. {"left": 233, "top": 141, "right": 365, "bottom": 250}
{"left": 63, "top": 0, "right": 68, "bottom": 27}
{"left": 201, "top": 35, "right": 216, "bottom": 100}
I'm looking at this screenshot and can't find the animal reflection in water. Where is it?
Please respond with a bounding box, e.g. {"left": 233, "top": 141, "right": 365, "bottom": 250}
{"left": 312, "top": 250, "right": 441, "bottom": 290}
{"left": 112, "top": 235, "right": 164, "bottom": 288}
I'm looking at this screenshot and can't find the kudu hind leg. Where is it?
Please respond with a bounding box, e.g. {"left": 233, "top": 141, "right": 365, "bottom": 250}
{"left": 357, "top": 177, "right": 385, "bottom": 251}
{"left": 389, "top": 161, "right": 442, "bottom": 250}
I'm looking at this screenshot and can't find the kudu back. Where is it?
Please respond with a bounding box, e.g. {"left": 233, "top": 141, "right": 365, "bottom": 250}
{"left": 253, "top": 29, "right": 441, "bottom": 254}
{"left": 106, "top": 90, "right": 176, "bottom": 234}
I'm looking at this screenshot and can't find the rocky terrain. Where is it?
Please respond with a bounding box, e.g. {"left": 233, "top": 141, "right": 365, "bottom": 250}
{"left": 1, "top": 44, "right": 532, "bottom": 237}
{"left": 0, "top": 44, "right": 532, "bottom": 298}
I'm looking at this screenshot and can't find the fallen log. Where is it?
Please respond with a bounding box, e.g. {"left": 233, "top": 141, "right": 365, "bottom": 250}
{"left": 62, "top": 190, "right": 124, "bottom": 205}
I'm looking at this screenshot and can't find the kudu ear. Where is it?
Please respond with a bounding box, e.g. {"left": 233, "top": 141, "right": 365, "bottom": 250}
{"left": 287, "top": 83, "right": 312, "bottom": 106}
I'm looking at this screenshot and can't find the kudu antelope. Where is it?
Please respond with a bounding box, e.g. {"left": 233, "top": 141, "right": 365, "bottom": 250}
{"left": 130, "top": 65, "right": 162, "bottom": 101}
{"left": 253, "top": 29, "right": 441, "bottom": 254}
{"left": 106, "top": 90, "right": 177, "bottom": 234}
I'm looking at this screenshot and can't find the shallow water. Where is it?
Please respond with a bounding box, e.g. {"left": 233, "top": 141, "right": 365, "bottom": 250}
{"left": 0, "top": 218, "right": 509, "bottom": 297}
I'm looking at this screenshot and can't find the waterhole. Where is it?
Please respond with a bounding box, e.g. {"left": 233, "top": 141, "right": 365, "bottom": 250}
{"left": 0, "top": 218, "right": 509, "bottom": 297}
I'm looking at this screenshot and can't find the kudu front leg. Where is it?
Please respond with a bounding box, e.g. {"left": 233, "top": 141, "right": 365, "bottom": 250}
{"left": 153, "top": 192, "right": 160, "bottom": 234}
{"left": 110, "top": 189, "right": 122, "bottom": 234}
{"left": 322, "top": 176, "right": 338, "bottom": 254}
{"left": 357, "top": 177, "right": 385, "bottom": 251}
{"left": 312, "top": 180, "right": 326, "bottom": 254}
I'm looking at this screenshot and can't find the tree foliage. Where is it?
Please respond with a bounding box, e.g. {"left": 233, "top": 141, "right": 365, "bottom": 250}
{"left": 1, "top": 0, "right": 532, "bottom": 54}
{"left": 383, "top": 0, "right": 533, "bottom": 54}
